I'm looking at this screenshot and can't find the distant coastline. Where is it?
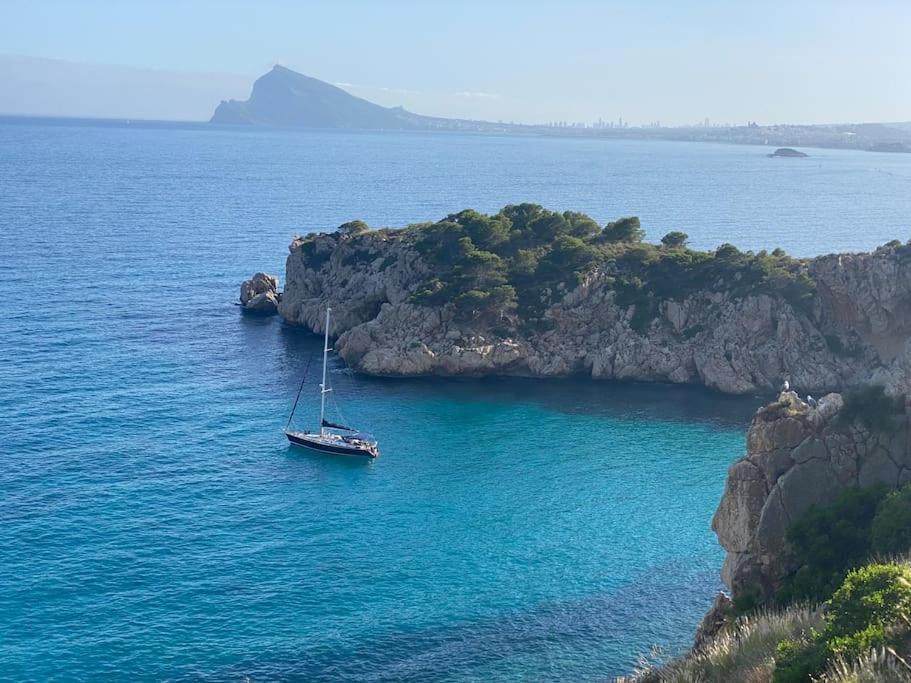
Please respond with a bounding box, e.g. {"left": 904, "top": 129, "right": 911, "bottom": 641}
{"left": 5, "top": 110, "right": 911, "bottom": 156}
{"left": 205, "top": 66, "right": 911, "bottom": 154}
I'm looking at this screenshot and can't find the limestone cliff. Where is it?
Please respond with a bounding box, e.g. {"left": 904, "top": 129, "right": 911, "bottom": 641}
{"left": 277, "top": 220, "right": 911, "bottom": 395}
{"left": 712, "top": 391, "right": 911, "bottom": 600}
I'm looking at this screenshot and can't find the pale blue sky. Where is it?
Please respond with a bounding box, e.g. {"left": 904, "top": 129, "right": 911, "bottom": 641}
{"left": 1, "top": 0, "right": 909, "bottom": 124}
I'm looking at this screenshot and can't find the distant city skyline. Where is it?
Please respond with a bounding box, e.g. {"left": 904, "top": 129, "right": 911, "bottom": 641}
{"left": 1, "top": 1, "right": 909, "bottom": 125}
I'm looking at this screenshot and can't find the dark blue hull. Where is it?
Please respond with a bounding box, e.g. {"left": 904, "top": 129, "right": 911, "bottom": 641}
{"left": 285, "top": 431, "right": 377, "bottom": 458}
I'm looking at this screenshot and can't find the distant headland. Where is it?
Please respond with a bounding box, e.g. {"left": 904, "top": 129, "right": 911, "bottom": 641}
{"left": 210, "top": 65, "right": 475, "bottom": 131}
{"left": 212, "top": 66, "right": 911, "bottom": 153}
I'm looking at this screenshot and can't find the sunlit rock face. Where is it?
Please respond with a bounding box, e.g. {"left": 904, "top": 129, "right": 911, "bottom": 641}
{"left": 713, "top": 392, "right": 911, "bottom": 600}
{"left": 240, "top": 272, "right": 280, "bottom": 315}
{"left": 278, "top": 224, "right": 911, "bottom": 396}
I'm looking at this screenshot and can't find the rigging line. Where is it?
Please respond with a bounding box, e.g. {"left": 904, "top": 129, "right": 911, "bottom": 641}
{"left": 327, "top": 377, "right": 351, "bottom": 426}
{"left": 285, "top": 353, "right": 314, "bottom": 430}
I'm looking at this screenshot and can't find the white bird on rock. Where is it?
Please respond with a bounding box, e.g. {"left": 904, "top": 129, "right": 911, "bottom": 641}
{"left": 781, "top": 379, "right": 790, "bottom": 392}
{"left": 807, "top": 395, "right": 818, "bottom": 408}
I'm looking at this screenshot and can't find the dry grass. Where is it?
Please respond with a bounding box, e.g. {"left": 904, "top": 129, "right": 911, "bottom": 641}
{"left": 823, "top": 648, "right": 911, "bottom": 682}
{"left": 623, "top": 605, "right": 822, "bottom": 683}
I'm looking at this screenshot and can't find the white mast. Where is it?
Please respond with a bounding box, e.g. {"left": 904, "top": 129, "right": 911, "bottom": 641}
{"left": 319, "top": 306, "right": 331, "bottom": 437}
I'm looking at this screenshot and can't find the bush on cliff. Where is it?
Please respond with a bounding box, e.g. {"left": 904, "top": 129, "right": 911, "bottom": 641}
{"left": 773, "top": 563, "right": 911, "bottom": 681}
{"left": 601, "top": 216, "right": 645, "bottom": 243}
{"left": 872, "top": 487, "right": 911, "bottom": 556}
{"left": 836, "top": 384, "right": 905, "bottom": 433}
{"left": 778, "top": 486, "right": 887, "bottom": 604}
{"left": 772, "top": 637, "right": 828, "bottom": 683}
{"left": 632, "top": 563, "right": 911, "bottom": 682}
{"left": 824, "top": 563, "right": 911, "bottom": 659}
{"left": 660, "top": 230, "right": 689, "bottom": 248}
{"left": 629, "top": 606, "right": 823, "bottom": 682}
{"left": 779, "top": 479, "right": 911, "bottom": 605}
{"left": 337, "top": 219, "right": 370, "bottom": 237}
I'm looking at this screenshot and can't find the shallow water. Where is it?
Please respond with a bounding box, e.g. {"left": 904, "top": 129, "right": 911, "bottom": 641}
{"left": 2, "top": 119, "right": 908, "bottom": 680}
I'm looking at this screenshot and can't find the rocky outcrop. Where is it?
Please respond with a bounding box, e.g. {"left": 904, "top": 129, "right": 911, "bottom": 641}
{"left": 712, "top": 391, "right": 911, "bottom": 600}
{"left": 240, "top": 272, "right": 280, "bottom": 314}
{"left": 692, "top": 592, "right": 733, "bottom": 651}
{"left": 277, "top": 225, "right": 911, "bottom": 396}
{"left": 768, "top": 148, "right": 808, "bottom": 158}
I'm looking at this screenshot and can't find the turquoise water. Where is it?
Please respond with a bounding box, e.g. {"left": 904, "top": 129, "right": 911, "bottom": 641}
{"left": 2, "top": 119, "right": 909, "bottom": 680}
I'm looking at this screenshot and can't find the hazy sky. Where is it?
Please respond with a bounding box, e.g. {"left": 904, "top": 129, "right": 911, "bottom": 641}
{"left": 2, "top": 0, "right": 910, "bottom": 124}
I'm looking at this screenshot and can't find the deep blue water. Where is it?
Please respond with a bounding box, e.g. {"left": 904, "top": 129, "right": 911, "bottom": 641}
{"left": 1, "top": 118, "right": 910, "bottom": 681}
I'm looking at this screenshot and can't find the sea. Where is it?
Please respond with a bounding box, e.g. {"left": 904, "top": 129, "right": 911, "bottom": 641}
{"left": 2, "top": 117, "right": 910, "bottom": 681}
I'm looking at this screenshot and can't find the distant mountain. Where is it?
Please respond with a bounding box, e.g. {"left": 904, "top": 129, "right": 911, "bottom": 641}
{"left": 210, "top": 66, "right": 911, "bottom": 154}
{"left": 210, "top": 65, "right": 425, "bottom": 129}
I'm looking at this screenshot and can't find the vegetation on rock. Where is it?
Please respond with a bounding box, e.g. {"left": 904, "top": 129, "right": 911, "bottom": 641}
{"left": 773, "top": 563, "right": 911, "bottom": 681}
{"left": 837, "top": 384, "right": 906, "bottom": 432}
{"left": 310, "top": 204, "right": 817, "bottom": 328}
{"left": 872, "top": 488, "right": 911, "bottom": 556}
{"left": 778, "top": 486, "right": 888, "bottom": 604}
{"left": 629, "top": 606, "right": 824, "bottom": 682}
{"left": 635, "top": 563, "right": 911, "bottom": 683}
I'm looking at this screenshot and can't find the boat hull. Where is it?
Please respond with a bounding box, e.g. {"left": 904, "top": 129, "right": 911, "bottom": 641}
{"left": 285, "top": 431, "right": 377, "bottom": 458}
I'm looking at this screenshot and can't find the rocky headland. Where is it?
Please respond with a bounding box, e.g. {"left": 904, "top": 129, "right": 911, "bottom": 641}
{"left": 635, "top": 387, "right": 911, "bottom": 681}
{"left": 713, "top": 388, "right": 911, "bottom": 601}
{"left": 276, "top": 205, "right": 911, "bottom": 396}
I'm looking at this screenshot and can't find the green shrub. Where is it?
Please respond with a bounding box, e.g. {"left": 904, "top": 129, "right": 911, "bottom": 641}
{"left": 602, "top": 216, "right": 645, "bottom": 243}
{"left": 771, "top": 563, "right": 911, "bottom": 682}
{"left": 732, "top": 589, "right": 761, "bottom": 616}
{"left": 363, "top": 204, "right": 823, "bottom": 331}
{"left": 872, "top": 486, "right": 911, "bottom": 557}
{"left": 779, "top": 486, "right": 888, "bottom": 604}
{"left": 337, "top": 219, "right": 370, "bottom": 237}
{"left": 772, "top": 638, "right": 827, "bottom": 683}
{"left": 824, "top": 563, "right": 911, "bottom": 658}
{"left": 636, "top": 606, "right": 822, "bottom": 683}
{"left": 837, "top": 385, "right": 905, "bottom": 433}
{"left": 660, "top": 231, "right": 689, "bottom": 248}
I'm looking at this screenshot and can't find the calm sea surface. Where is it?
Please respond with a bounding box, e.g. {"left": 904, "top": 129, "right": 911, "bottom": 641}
{"left": 2, "top": 118, "right": 910, "bottom": 681}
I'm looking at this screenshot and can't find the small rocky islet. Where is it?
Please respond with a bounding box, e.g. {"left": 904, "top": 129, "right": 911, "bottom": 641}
{"left": 238, "top": 271, "right": 280, "bottom": 314}
{"left": 246, "top": 204, "right": 911, "bottom": 678}
{"left": 768, "top": 147, "right": 809, "bottom": 158}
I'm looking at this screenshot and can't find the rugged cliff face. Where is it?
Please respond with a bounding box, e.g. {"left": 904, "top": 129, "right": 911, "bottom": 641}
{"left": 712, "top": 392, "right": 911, "bottom": 601}
{"left": 277, "top": 223, "right": 911, "bottom": 396}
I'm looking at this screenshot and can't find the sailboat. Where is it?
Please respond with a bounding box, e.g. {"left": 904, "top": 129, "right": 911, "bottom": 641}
{"left": 284, "top": 306, "right": 379, "bottom": 458}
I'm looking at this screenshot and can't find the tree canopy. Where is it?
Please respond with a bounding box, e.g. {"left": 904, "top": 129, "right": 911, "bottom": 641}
{"left": 307, "top": 204, "right": 817, "bottom": 330}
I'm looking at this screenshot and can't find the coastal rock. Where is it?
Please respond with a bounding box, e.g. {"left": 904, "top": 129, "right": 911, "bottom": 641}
{"left": 768, "top": 147, "right": 809, "bottom": 158}
{"left": 712, "top": 392, "right": 911, "bottom": 601}
{"left": 693, "top": 592, "right": 733, "bottom": 651}
{"left": 275, "top": 221, "right": 911, "bottom": 395}
{"left": 240, "top": 272, "right": 280, "bottom": 314}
